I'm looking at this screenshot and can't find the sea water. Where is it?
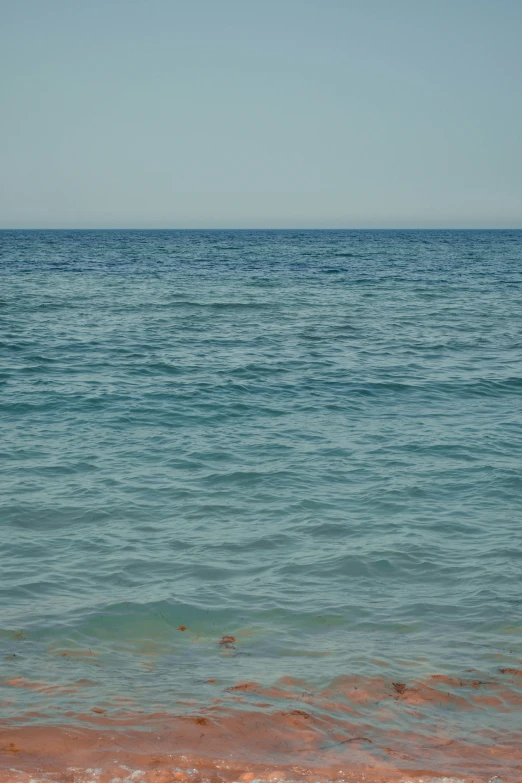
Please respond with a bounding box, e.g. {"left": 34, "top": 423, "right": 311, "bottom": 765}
{"left": 0, "top": 230, "right": 521, "bottom": 782}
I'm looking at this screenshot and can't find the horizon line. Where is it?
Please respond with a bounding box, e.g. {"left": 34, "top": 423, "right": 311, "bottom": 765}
{"left": 1, "top": 226, "right": 521, "bottom": 232}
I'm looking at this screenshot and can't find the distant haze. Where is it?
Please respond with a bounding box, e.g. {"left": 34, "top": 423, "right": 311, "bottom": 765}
{"left": 1, "top": 0, "right": 521, "bottom": 228}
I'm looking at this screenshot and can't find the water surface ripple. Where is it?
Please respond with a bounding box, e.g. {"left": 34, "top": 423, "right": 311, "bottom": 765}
{"left": 1, "top": 230, "right": 521, "bottom": 781}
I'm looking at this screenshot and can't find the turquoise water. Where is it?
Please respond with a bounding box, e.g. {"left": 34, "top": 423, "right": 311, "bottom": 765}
{"left": 1, "top": 230, "right": 521, "bottom": 774}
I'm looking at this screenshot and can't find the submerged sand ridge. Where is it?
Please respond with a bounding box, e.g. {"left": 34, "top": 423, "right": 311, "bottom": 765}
{"left": 1, "top": 671, "right": 521, "bottom": 783}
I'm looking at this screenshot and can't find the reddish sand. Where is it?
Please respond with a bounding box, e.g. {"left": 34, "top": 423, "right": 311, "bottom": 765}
{"left": 2, "top": 671, "right": 521, "bottom": 782}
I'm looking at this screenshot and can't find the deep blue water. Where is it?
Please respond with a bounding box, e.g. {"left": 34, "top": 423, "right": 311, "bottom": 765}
{"left": 1, "top": 230, "right": 521, "bottom": 737}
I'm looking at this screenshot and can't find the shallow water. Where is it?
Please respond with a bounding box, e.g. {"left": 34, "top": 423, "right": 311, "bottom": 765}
{"left": 1, "top": 230, "right": 521, "bottom": 782}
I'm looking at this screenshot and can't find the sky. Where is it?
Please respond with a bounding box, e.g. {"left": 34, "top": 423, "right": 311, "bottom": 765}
{"left": 1, "top": 0, "right": 521, "bottom": 228}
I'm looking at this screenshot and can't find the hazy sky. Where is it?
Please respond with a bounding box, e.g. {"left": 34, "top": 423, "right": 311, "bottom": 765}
{"left": 1, "top": 0, "right": 521, "bottom": 228}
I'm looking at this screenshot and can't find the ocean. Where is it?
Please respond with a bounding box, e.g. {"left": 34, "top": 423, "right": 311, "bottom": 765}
{"left": 1, "top": 229, "right": 521, "bottom": 783}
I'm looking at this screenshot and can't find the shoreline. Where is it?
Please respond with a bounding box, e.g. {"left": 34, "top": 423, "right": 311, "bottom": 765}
{"left": 0, "top": 721, "right": 505, "bottom": 783}
{"left": 2, "top": 673, "right": 521, "bottom": 783}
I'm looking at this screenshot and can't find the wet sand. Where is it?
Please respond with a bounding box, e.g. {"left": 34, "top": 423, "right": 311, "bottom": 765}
{"left": 2, "top": 671, "right": 521, "bottom": 783}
